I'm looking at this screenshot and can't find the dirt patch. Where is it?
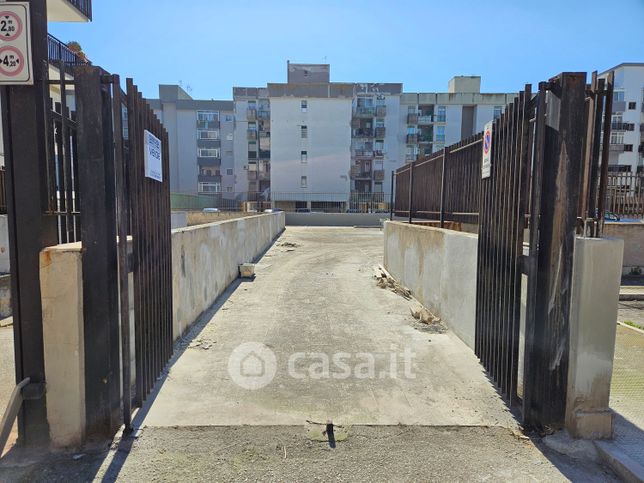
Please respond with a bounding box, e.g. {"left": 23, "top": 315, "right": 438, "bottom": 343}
{"left": 373, "top": 266, "right": 411, "bottom": 299}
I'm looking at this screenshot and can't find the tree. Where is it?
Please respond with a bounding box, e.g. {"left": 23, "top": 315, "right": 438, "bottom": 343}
{"left": 66, "top": 41, "right": 88, "bottom": 63}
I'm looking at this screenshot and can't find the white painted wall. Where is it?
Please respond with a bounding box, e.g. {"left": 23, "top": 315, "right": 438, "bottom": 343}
{"left": 270, "top": 97, "right": 352, "bottom": 200}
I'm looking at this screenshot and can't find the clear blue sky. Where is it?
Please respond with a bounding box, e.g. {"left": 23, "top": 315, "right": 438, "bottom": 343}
{"left": 49, "top": 0, "right": 644, "bottom": 100}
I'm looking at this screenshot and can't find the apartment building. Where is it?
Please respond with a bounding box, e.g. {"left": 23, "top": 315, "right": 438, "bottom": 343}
{"left": 232, "top": 65, "right": 516, "bottom": 208}
{"left": 232, "top": 87, "right": 271, "bottom": 196}
{"left": 599, "top": 63, "right": 644, "bottom": 173}
{"left": 402, "top": 76, "right": 516, "bottom": 161}
{"left": 149, "top": 85, "right": 235, "bottom": 195}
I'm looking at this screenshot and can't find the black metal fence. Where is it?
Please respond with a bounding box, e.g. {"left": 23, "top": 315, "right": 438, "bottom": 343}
{"left": 392, "top": 72, "right": 614, "bottom": 431}
{"left": 605, "top": 172, "right": 644, "bottom": 219}
{"left": 0, "top": 168, "right": 6, "bottom": 214}
{"left": 395, "top": 134, "right": 482, "bottom": 224}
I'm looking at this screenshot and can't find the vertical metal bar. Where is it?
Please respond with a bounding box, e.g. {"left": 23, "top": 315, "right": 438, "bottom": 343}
{"left": 597, "top": 71, "right": 614, "bottom": 236}
{"left": 407, "top": 162, "right": 414, "bottom": 224}
{"left": 389, "top": 170, "right": 394, "bottom": 221}
{"left": 111, "top": 75, "right": 132, "bottom": 430}
{"left": 439, "top": 148, "right": 447, "bottom": 228}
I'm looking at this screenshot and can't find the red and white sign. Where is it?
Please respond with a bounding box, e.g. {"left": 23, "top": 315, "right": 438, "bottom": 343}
{"left": 0, "top": 3, "right": 32, "bottom": 85}
{"left": 481, "top": 120, "right": 493, "bottom": 179}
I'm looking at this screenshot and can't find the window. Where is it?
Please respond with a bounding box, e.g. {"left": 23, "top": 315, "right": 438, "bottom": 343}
{"left": 493, "top": 106, "right": 502, "bottom": 120}
{"left": 435, "top": 126, "right": 445, "bottom": 143}
{"left": 301, "top": 125, "right": 308, "bottom": 138}
{"left": 613, "top": 91, "right": 624, "bottom": 103}
{"left": 301, "top": 176, "right": 307, "bottom": 188}
{"left": 624, "top": 144, "right": 633, "bottom": 152}
{"left": 226, "top": 168, "right": 233, "bottom": 175}
{"left": 226, "top": 186, "right": 233, "bottom": 192}
{"left": 374, "top": 182, "right": 383, "bottom": 193}
{"left": 248, "top": 122, "right": 257, "bottom": 131}
{"left": 301, "top": 100, "right": 308, "bottom": 112}
{"left": 198, "top": 182, "right": 221, "bottom": 193}
{"left": 198, "top": 148, "right": 220, "bottom": 157}
{"left": 436, "top": 106, "right": 446, "bottom": 122}
{"left": 224, "top": 115, "right": 234, "bottom": 122}
{"left": 408, "top": 105, "right": 417, "bottom": 114}
{"left": 301, "top": 150, "right": 308, "bottom": 163}
{"left": 610, "top": 132, "right": 624, "bottom": 145}
{"left": 198, "top": 130, "right": 219, "bottom": 140}
{"left": 375, "top": 119, "right": 385, "bottom": 128}
{"left": 628, "top": 102, "right": 637, "bottom": 110}
{"left": 226, "top": 133, "right": 233, "bottom": 141}
{"left": 407, "top": 126, "right": 416, "bottom": 135}
{"left": 197, "top": 111, "right": 219, "bottom": 122}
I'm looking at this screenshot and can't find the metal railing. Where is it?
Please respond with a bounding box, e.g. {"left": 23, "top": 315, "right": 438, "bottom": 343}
{"left": 171, "top": 191, "right": 391, "bottom": 213}
{"left": 0, "top": 168, "right": 6, "bottom": 214}
{"left": 47, "top": 34, "right": 88, "bottom": 66}
{"left": 605, "top": 172, "right": 644, "bottom": 218}
{"left": 68, "top": 0, "right": 92, "bottom": 20}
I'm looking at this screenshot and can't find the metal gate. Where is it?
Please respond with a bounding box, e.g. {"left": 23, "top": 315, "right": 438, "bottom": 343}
{"left": 71, "top": 67, "right": 174, "bottom": 431}
{"left": 393, "top": 71, "right": 614, "bottom": 430}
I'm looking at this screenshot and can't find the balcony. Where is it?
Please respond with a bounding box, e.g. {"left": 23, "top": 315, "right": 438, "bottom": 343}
{"left": 612, "top": 122, "right": 635, "bottom": 131}
{"left": 247, "top": 130, "right": 258, "bottom": 140}
{"left": 376, "top": 106, "right": 387, "bottom": 117}
{"left": 258, "top": 110, "right": 270, "bottom": 120}
{"left": 247, "top": 109, "right": 257, "bottom": 121}
{"left": 247, "top": 168, "right": 270, "bottom": 181}
{"left": 374, "top": 127, "right": 386, "bottom": 138}
{"left": 407, "top": 113, "right": 418, "bottom": 124}
{"left": 609, "top": 144, "right": 625, "bottom": 152}
{"left": 48, "top": 0, "right": 92, "bottom": 22}
{"left": 418, "top": 135, "right": 433, "bottom": 143}
{"left": 198, "top": 157, "right": 221, "bottom": 167}
{"left": 353, "top": 128, "right": 374, "bottom": 138}
{"left": 198, "top": 174, "right": 221, "bottom": 183}
{"left": 350, "top": 166, "right": 372, "bottom": 180}
{"left": 406, "top": 134, "right": 418, "bottom": 144}
{"left": 373, "top": 170, "right": 385, "bottom": 181}
{"left": 353, "top": 150, "right": 374, "bottom": 159}
{"left": 354, "top": 107, "right": 376, "bottom": 118}
{"left": 435, "top": 115, "right": 446, "bottom": 123}
{"left": 259, "top": 150, "right": 271, "bottom": 160}
{"left": 47, "top": 34, "right": 87, "bottom": 66}
{"left": 374, "top": 150, "right": 385, "bottom": 158}
{"left": 405, "top": 154, "right": 417, "bottom": 162}
{"left": 259, "top": 130, "right": 270, "bottom": 138}
{"left": 418, "top": 115, "right": 433, "bottom": 125}
{"left": 640, "top": 124, "right": 644, "bottom": 133}
{"left": 197, "top": 120, "right": 220, "bottom": 129}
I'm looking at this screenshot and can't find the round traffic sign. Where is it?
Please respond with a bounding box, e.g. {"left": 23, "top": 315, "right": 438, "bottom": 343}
{"left": 484, "top": 130, "right": 491, "bottom": 154}
{"left": 0, "top": 46, "right": 25, "bottom": 77}
{"left": 0, "top": 11, "right": 23, "bottom": 42}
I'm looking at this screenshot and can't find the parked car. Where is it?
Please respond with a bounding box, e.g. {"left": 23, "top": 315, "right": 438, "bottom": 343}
{"left": 295, "top": 208, "right": 311, "bottom": 213}
{"left": 263, "top": 208, "right": 283, "bottom": 213}
{"left": 346, "top": 208, "right": 361, "bottom": 213}
{"left": 202, "top": 207, "right": 220, "bottom": 213}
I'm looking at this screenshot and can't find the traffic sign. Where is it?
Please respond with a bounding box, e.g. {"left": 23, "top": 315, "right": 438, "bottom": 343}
{"left": 0, "top": 3, "right": 32, "bottom": 85}
{"left": 481, "top": 120, "right": 493, "bottom": 179}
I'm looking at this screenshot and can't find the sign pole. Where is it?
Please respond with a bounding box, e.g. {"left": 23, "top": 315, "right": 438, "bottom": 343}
{"left": 1, "top": 0, "right": 56, "bottom": 446}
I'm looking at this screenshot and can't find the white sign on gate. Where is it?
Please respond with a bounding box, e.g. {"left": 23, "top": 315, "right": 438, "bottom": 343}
{"left": 0, "top": 2, "right": 33, "bottom": 85}
{"left": 481, "top": 120, "right": 493, "bottom": 179}
{"left": 144, "top": 130, "right": 163, "bottom": 182}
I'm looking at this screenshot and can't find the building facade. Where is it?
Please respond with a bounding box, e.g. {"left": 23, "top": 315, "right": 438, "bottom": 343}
{"left": 599, "top": 63, "right": 644, "bottom": 173}
{"left": 149, "top": 85, "right": 234, "bottom": 196}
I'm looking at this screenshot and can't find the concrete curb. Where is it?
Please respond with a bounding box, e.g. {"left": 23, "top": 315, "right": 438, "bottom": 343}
{"left": 619, "top": 286, "right": 644, "bottom": 301}
{"left": 595, "top": 441, "right": 644, "bottom": 483}
{"left": 620, "top": 293, "right": 644, "bottom": 301}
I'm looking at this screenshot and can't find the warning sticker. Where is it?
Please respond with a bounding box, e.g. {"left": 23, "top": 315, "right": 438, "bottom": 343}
{"left": 482, "top": 121, "right": 493, "bottom": 179}
{"left": 0, "top": 3, "right": 32, "bottom": 85}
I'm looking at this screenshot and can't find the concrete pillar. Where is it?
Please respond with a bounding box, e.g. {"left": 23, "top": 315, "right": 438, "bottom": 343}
{"left": 566, "top": 236, "right": 624, "bottom": 439}
{"left": 40, "top": 243, "right": 85, "bottom": 448}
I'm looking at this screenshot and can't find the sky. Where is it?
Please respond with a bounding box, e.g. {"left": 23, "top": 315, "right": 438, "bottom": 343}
{"left": 49, "top": 0, "right": 644, "bottom": 101}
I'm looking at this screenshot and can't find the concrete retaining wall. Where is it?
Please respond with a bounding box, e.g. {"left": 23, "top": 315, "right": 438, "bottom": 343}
{"left": 0, "top": 215, "right": 10, "bottom": 273}
{"left": 603, "top": 222, "right": 644, "bottom": 274}
{"left": 171, "top": 212, "right": 285, "bottom": 339}
{"left": 286, "top": 212, "right": 388, "bottom": 227}
{"left": 383, "top": 221, "right": 478, "bottom": 348}
{"left": 39, "top": 212, "right": 284, "bottom": 447}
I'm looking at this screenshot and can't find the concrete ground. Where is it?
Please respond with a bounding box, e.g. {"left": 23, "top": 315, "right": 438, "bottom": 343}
{"left": 0, "top": 228, "right": 619, "bottom": 481}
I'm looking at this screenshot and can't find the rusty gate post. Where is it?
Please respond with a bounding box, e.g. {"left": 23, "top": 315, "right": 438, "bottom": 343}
{"left": 407, "top": 162, "right": 414, "bottom": 224}
{"left": 389, "top": 170, "right": 394, "bottom": 221}
{"left": 439, "top": 147, "right": 448, "bottom": 228}
{"left": 75, "top": 66, "right": 122, "bottom": 439}
{"left": 0, "top": 0, "right": 56, "bottom": 446}
{"left": 523, "top": 73, "right": 587, "bottom": 429}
